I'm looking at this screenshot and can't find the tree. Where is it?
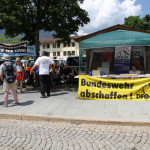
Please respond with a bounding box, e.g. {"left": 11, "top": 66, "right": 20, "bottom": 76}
{"left": 123, "top": 14, "right": 150, "bottom": 31}
{"left": 0, "top": 34, "right": 21, "bottom": 44}
{"left": 124, "top": 16, "right": 144, "bottom": 29}
{"left": 0, "top": 0, "right": 90, "bottom": 58}
{"left": 143, "top": 14, "right": 150, "bottom": 31}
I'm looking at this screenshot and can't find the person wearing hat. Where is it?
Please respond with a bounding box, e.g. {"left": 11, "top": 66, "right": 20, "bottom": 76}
{"left": 30, "top": 51, "right": 54, "bottom": 98}
{"left": 15, "top": 57, "right": 24, "bottom": 93}
{"left": 0, "top": 54, "right": 19, "bottom": 107}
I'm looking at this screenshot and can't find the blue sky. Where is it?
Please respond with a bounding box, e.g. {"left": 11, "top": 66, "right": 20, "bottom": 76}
{"left": 121, "top": 0, "right": 150, "bottom": 17}
{"left": 78, "top": 0, "right": 150, "bottom": 35}
{"left": 134, "top": 0, "right": 150, "bottom": 17}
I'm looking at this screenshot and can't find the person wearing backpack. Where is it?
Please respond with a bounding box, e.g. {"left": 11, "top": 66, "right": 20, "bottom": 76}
{"left": 15, "top": 57, "right": 24, "bottom": 93}
{"left": 0, "top": 54, "right": 19, "bottom": 107}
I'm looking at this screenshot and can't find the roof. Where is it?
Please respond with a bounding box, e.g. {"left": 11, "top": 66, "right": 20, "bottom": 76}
{"left": 39, "top": 38, "right": 62, "bottom": 44}
{"left": 70, "top": 36, "right": 83, "bottom": 39}
{"left": 75, "top": 24, "right": 150, "bottom": 42}
{"left": 40, "top": 36, "right": 83, "bottom": 44}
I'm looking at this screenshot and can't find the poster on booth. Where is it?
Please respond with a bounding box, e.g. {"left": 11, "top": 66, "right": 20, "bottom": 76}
{"left": 113, "top": 46, "right": 131, "bottom": 74}
{"left": 78, "top": 75, "right": 150, "bottom": 101}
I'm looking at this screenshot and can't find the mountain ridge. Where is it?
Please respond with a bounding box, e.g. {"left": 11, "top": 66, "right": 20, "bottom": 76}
{"left": 0, "top": 30, "right": 54, "bottom": 38}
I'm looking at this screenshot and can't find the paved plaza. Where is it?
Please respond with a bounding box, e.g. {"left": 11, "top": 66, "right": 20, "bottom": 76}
{"left": 0, "top": 84, "right": 150, "bottom": 149}
{"left": 0, "top": 119, "right": 150, "bottom": 150}
{"left": 0, "top": 84, "right": 150, "bottom": 125}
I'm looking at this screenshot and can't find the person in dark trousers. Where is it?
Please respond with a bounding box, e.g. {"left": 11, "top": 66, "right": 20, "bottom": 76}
{"left": 30, "top": 51, "right": 54, "bottom": 98}
{"left": 61, "top": 64, "right": 71, "bottom": 84}
{"left": 71, "top": 65, "right": 79, "bottom": 83}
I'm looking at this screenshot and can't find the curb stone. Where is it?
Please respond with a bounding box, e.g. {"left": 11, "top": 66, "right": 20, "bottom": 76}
{"left": 0, "top": 113, "right": 150, "bottom": 126}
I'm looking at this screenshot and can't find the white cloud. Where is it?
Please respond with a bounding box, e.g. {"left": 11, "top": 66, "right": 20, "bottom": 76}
{"left": 78, "top": 0, "right": 142, "bottom": 35}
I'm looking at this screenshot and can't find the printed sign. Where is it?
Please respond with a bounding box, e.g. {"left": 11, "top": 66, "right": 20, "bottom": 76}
{"left": 78, "top": 75, "right": 150, "bottom": 101}
{"left": 113, "top": 46, "right": 131, "bottom": 74}
{"left": 0, "top": 45, "right": 36, "bottom": 56}
{"left": 0, "top": 42, "right": 27, "bottom": 53}
{"left": 115, "top": 46, "right": 131, "bottom": 59}
{"left": 26, "top": 45, "right": 36, "bottom": 56}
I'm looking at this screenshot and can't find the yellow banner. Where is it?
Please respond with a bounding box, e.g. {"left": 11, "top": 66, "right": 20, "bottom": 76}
{"left": 78, "top": 75, "right": 150, "bottom": 101}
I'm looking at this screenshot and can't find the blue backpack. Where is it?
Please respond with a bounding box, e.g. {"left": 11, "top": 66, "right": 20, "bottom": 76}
{"left": 4, "top": 62, "right": 16, "bottom": 83}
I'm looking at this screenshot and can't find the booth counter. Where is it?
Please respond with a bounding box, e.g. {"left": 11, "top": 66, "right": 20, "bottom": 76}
{"left": 91, "top": 74, "right": 150, "bottom": 79}
{"left": 76, "top": 74, "right": 150, "bottom": 79}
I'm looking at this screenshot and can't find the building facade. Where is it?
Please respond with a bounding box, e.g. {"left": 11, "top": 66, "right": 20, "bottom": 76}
{"left": 39, "top": 36, "right": 82, "bottom": 59}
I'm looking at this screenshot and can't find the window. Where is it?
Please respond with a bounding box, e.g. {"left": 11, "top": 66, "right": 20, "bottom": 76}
{"left": 68, "top": 43, "right": 70, "bottom": 47}
{"left": 53, "top": 43, "right": 56, "bottom": 48}
{"left": 72, "top": 42, "right": 75, "bottom": 47}
{"left": 47, "top": 44, "right": 50, "bottom": 48}
{"left": 68, "top": 51, "right": 71, "bottom": 56}
{"left": 64, "top": 43, "right": 67, "bottom": 47}
{"left": 57, "top": 42, "right": 60, "bottom": 48}
{"left": 131, "top": 51, "right": 145, "bottom": 73}
{"left": 67, "top": 56, "right": 86, "bottom": 66}
{"left": 43, "top": 44, "right": 46, "bottom": 49}
{"left": 83, "top": 50, "right": 86, "bottom": 55}
{"left": 27, "top": 60, "right": 35, "bottom": 67}
{"left": 67, "top": 57, "right": 79, "bottom": 66}
{"left": 72, "top": 51, "right": 75, "bottom": 55}
{"left": 63, "top": 51, "right": 66, "bottom": 56}
{"left": 57, "top": 52, "right": 60, "bottom": 56}
{"left": 53, "top": 52, "right": 56, "bottom": 56}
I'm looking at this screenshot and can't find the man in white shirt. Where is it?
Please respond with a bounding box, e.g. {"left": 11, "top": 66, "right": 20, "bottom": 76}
{"left": 30, "top": 51, "right": 54, "bottom": 98}
{"left": 129, "top": 64, "right": 140, "bottom": 74}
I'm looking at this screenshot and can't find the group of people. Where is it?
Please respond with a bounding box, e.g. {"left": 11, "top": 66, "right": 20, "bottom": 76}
{"left": 0, "top": 50, "right": 142, "bottom": 107}
{"left": 51, "top": 62, "right": 79, "bottom": 85}
{"left": 0, "top": 51, "right": 53, "bottom": 106}
{"left": 0, "top": 51, "right": 79, "bottom": 107}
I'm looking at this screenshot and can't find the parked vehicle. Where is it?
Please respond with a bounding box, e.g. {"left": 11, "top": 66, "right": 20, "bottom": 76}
{"left": 25, "top": 59, "right": 35, "bottom": 85}
{"left": 21, "top": 60, "right": 28, "bottom": 68}
{"left": 0, "top": 59, "right": 4, "bottom": 83}
{"left": 0, "top": 59, "right": 4, "bottom": 66}
{"left": 53, "top": 58, "right": 67, "bottom": 66}
{"left": 66, "top": 56, "right": 86, "bottom": 74}
{"left": 26, "top": 59, "right": 35, "bottom": 71}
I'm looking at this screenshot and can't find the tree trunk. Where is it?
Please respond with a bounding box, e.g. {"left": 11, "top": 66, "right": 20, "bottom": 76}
{"left": 35, "top": 28, "right": 40, "bottom": 59}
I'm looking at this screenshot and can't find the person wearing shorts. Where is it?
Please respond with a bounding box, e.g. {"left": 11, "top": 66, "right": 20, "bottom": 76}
{"left": 0, "top": 54, "right": 19, "bottom": 107}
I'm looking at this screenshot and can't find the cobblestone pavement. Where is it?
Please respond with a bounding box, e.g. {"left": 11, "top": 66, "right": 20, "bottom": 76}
{"left": 0, "top": 119, "right": 150, "bottom": 150}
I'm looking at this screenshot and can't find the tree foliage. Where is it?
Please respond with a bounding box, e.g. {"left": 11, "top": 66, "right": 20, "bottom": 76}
{"left": 143, "top": 14, "right": 150, "bottom": 31}
{"left": 0, "top": 0, "right": 90, "bottom": 57}
{"left": 0, "top": 34, "right": 21, "bottom": 44}
{"left": 123, "top": 14, "right": 150, "bottom": 31}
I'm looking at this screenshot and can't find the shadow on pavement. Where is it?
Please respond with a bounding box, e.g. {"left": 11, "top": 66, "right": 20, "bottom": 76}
{"left": 0, "top": 92, "right": 4, "bottom": 95}
{"left": 52, "top": 84, "right": 78, "bottom": 92}
{"left": 19, "top": 100, "right": 35, "bottom": 106}
{"left": 24, "top": 84, "right": 78, "bottom": 93}
{"left": 51, "top": 92, "right": 69, "bottom": 96}
{"left": 0, "top": 101, "right": 4, "bottom": 105}
{"left": 9, "top": 100, "right": 35, "bottom": 107}
{"left": 22, "top": 91, "right": 39, "bottom": 94}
